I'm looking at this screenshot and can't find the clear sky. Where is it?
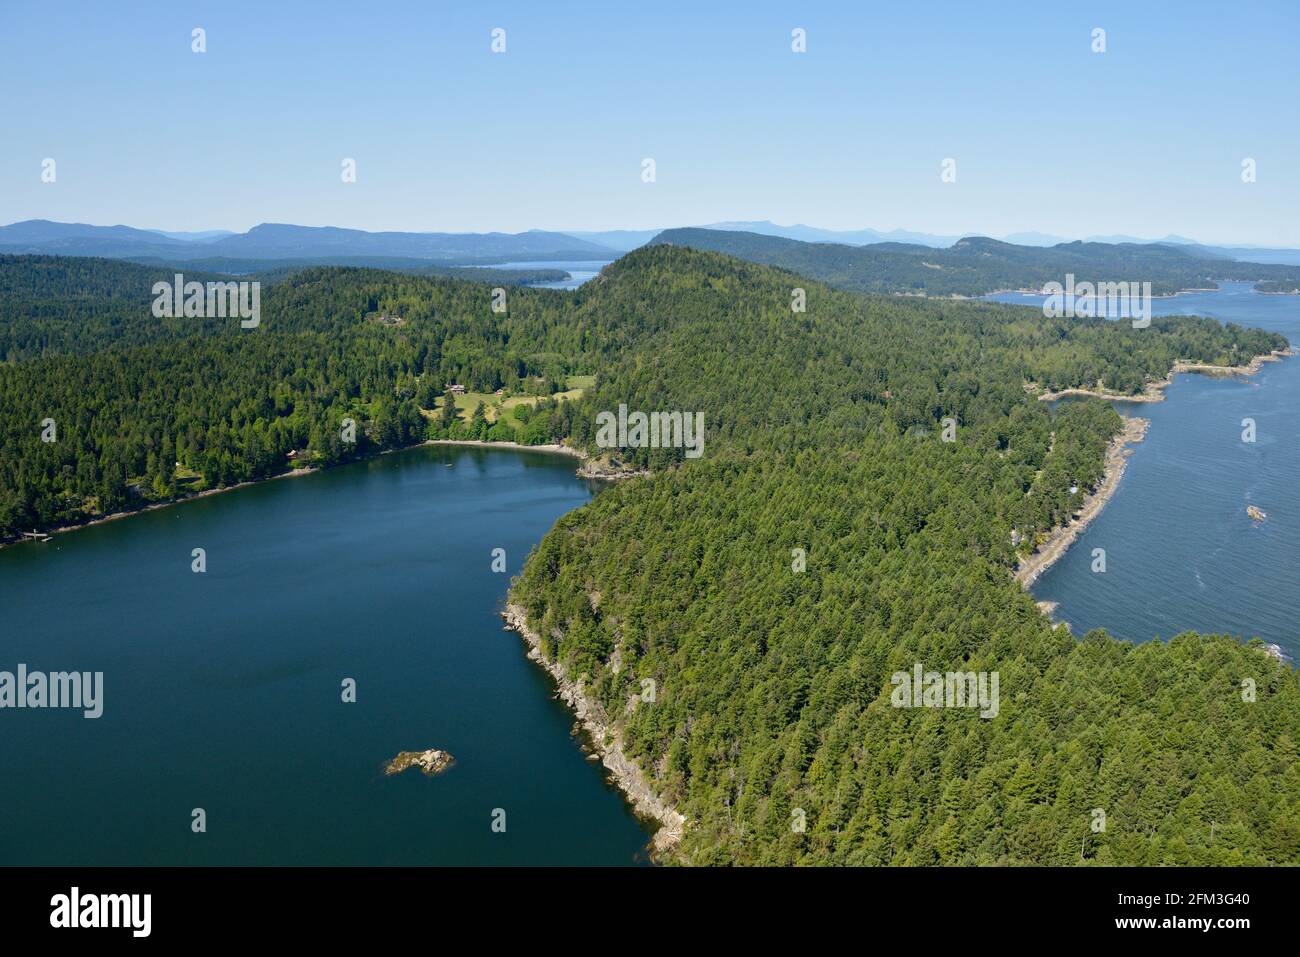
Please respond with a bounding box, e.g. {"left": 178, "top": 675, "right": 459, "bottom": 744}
{"left": 2, "top": 0, "right": 1297, "bottom": 245}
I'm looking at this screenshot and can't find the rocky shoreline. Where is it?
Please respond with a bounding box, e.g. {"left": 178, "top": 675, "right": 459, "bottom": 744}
{"left": 0, "top": 465, "right": 319, "bottom": 552}
{"left": 1015, "top": 416, "right": 1150, "bottom": 587}
{"left": 1020, "top": 347, "right": 1292, "bottom": 590}
{"left": 1035, "top": 348, "right": 1294, "bottom": 404}
{"left": 501, "top": 603, "right": 685, "bottom": 855}
{"left": 1170, "top": 347, "right": 1293, "bottom": 378}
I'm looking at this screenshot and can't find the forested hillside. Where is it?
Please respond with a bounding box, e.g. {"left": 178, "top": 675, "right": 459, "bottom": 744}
{"left": 0, "top": 255, "right": 564, "bottom": 360}
{"left": 518, "top": 457, "right": 1299, "bottom": 864}
{"left": 2, "top": 250, "right": 1282, "bottom": 538}
{"left": 651, "top": 228, "right": 1300, "bottom": 297}
{"left": 2, "top": 248, "right": 1297, "bottom": 867}
{"left": 506, "top": 248, "right": 1299, "bottom": 864}
{"left": 0, "top": 256, "right": 596, "bottom": 532}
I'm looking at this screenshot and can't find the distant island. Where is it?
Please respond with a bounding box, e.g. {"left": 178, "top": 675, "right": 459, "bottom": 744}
{"left": 650, "top": 227, "right": 1300, "bottom": 298}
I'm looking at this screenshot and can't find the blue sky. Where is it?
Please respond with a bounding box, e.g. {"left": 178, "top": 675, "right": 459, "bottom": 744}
{"left": 2, "top": 0, "right": 1297, "bottom": 244}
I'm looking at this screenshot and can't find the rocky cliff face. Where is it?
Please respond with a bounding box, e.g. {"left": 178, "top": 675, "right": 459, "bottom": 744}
{"left": 502, "top": 603, "right": 684, "bottom": 854}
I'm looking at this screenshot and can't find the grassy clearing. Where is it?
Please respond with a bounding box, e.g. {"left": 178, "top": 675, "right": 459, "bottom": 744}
{"left": 430, "top": 375, "right": 593, "bottom": 424}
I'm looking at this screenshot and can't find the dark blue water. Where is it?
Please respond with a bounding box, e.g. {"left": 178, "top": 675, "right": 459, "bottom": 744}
{"left": 0, "top": 445, "right": 653, "bottom": 864}
{"left": 478, "top": 260, "right": 613, "bottom": 289}
{"left": 988, "top": 284, "right": 1300, "bottom": 655}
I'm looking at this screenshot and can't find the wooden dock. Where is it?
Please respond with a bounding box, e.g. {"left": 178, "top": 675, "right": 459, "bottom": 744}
{"left": 20, "top": 530, "right": 51, "bottom": 542}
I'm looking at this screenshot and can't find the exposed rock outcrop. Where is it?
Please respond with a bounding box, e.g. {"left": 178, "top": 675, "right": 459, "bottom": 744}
{"left": 385, "top": 748, "right": 455, "bottom": 777}
{"left": 502, "top": 603, "right": 684, "bottom": 854}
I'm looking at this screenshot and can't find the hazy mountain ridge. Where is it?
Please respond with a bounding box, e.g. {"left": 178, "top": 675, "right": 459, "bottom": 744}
{"left": 0, "top": 220, "right": 618, "bottom": 265}
{"left": 6, "top": 218, "right": 1299, "bottom": 270}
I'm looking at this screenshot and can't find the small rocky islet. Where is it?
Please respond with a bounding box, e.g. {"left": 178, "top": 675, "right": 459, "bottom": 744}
{"left": 385, "top": 748, "right": 455, "bottom": 777}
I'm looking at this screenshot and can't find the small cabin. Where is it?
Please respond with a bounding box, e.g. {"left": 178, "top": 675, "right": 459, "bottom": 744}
{"left": 447, "top": 384, "right": 467, "bottom": 394}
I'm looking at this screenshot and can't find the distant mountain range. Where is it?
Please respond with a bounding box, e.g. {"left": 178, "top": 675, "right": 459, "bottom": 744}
{"left": 0, "top": 221, "right": 619, "bottom": 265}
{"left": 4, "top": 219, "right": 1299, "bottom": 270}
{"left": 147, "top": 229, "right": 237, "bottom": 242}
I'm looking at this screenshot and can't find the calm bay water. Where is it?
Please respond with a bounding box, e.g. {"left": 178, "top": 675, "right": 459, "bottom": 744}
{"left": 484, "top": 260, "right": 614, "bottom": 289}
{"left": 988, "top": 283, "right": 1300, "bottom": 656}
{"left": 0, "top": 445, "right": 652, "bottom": 865}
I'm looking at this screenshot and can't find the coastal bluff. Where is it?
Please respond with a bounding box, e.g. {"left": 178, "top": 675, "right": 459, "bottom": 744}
{"left": 502, "top": 603, "right": 685, "bottom": 854}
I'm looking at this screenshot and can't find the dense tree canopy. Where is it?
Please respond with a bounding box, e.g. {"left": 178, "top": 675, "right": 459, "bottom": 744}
{"left": 509, "top": 248, "right": 1297, "bottom": 865}
{"left": 0, "top": 257, "right": 591, "bottom": 532}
